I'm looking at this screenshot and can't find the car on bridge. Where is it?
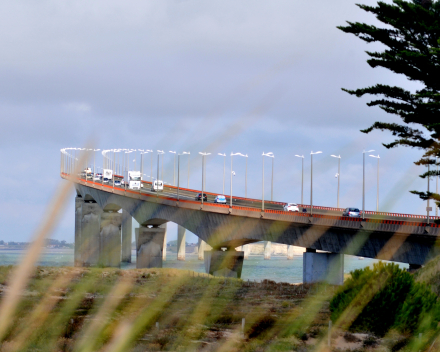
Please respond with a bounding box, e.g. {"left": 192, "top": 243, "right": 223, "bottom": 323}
{"left": 214, "top": 195, "right": 226, "bottom": 204}
{"left": 342, "top": 207, "right": 361, "bottom": 217}
{"left": 284, "top": 203, "right": 299, "bottom": 212}
{"left": 151, "top": 180, "right": 164, "bottom": 192}
{"left": 114, "top": 180, "right": 121, "bottom": 187}
{"left": 196, "top": 193, "right": 208, "bottom": 202}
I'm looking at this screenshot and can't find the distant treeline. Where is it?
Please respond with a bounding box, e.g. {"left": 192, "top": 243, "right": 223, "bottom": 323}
{"left": 0, "top": 239, "right": 74, "bottom": 249}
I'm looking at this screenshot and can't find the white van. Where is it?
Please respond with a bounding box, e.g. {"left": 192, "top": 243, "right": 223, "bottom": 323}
{"left": 151, "top": 180, "right": 164, "bottom": 192}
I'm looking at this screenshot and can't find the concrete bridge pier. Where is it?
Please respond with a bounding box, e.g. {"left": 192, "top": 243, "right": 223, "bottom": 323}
{"left": 78, "top": 201, "right": 103, "bottom": 266}
{"left": 198, "top": 238, "right": 205, "bottom": 260}
{"left": 121, "top": 210, "right": 132, "bottom": 263}
{"left": 264, "top": 241, "right": 271, "bottom": 260}
{"left": 303, "top": 248, "right": 344, "bottom": 285}
{"left": 135, "top": 226, "right": 166, "bottom": 268}
{"left": 99, "top": 211, "right": 122, "bottom": 267}
{"left": 242, "top": 245, "right": 250, "bottom": 259}
{"left": 204, "top": 248, "right": 244, "bottom": 278}
{"left": 177, "top": 225, "right": 186, "bottom": 261}
{"left": 162, "top": 223, "right": 167, "bottom": 261}
{"left": 287, "top": 245, "right": 295, "bottom": 260}
{"left": 74, "top": 196, "right": 84, "bottom": 266}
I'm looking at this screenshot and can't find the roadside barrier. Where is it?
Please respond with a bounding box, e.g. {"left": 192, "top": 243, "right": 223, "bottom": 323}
{"left": 61, "top": 172, "right": 439, "bottom": 226}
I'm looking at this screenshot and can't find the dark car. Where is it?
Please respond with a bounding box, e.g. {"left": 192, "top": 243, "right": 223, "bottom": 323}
{"left": 196, "top": 193, "right": 208, "bottom": 201}
{"left": 342, "top": 207, "right": 361, "bottom": 217}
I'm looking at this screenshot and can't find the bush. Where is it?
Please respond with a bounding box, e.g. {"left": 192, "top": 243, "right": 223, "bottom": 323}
{"left": 330, "top": 262, "right": 440, "bottom": 336}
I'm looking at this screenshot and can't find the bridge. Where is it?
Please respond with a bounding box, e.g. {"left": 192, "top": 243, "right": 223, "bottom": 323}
{"left": 61, "top": 148, "right": 440, "bottom": 284}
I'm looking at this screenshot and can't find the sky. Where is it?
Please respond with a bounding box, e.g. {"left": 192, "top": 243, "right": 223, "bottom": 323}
{"left": 0, "top": 0, "right": 435, "bottom": 244}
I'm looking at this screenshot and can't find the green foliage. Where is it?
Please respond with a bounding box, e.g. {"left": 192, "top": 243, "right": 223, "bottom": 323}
{"left": 339, "top": 0, "right": 440, "bottom": 203}
{"left": 330, "top": 262, "right": 440, "bottom": 336}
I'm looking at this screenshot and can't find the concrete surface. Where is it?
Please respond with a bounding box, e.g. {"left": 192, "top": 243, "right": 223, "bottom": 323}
{"left": 204, "top": 250, "right": 244, "bottom": 278}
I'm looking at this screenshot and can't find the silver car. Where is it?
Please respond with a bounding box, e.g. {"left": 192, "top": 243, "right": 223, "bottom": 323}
{"left": 342, "top": 207, "right": 361, "bottom": 217}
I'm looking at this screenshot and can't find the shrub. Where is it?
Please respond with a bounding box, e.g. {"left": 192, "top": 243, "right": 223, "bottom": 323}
{"left": 330, "top": 262, "right": 440, "bottom": 336}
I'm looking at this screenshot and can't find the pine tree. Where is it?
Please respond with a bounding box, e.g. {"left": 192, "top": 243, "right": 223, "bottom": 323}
{"left": 338, "top": 0, "right": 440, "bottom": 204}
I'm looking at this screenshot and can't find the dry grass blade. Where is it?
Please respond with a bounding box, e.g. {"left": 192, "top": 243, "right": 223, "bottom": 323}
{"left": 74, "top": 274, "right": 135, "bottom": 352}
{"left": 0, "top": 178, "right": 74, "bottom": 341}
{"left": 8, "top": 269, "right": 83, "bottom": 351}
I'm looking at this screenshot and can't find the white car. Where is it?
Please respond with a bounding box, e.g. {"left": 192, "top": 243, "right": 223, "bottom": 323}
{"left": 284, "top": 203, "right": 299, "bottom": 212}
{"left": 214, "top": 195, "right": 227, "bottom": 204}
{"left": 151, "top": 180, "right": 164, "bottom": 192}
{"left": 114, "top": 180, "right": 121, "bottom": 187}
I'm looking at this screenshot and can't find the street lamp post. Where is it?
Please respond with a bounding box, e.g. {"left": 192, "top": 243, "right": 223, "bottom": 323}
{"left": 140, "top": 150, "right": 152, "bottom": 187}
{"left": 262, "top": 152, "right": 274, "bottom": 211}
{"left": 101, "top": 149, "right": 107, "bottom": 186}
{"left": 113, "top": 150, "right": 121, "bottom": 189}
{"left": 230, "top": 153, "right": 247, "bottom": 208}
{"left": 310, "top": 151, "right": 322, "bottom": 215}
{"left": 428, "top": 163, "right": 431, "bottom": 224}
{"left": 125, "top": 150, "right": 134, "bottom": 190}
{"left": 245, "top": 154, "right": 248, "bottom": 198}
{"left": 218, "top": 153, "right": 226, "bottom": 194}
{"left": 199, "top": 152, "right": 211, "bottom": 205}
{"left": 362, "top": 149, "right": 375, "bottom": 219}
{"left": 437, "top": 157, "right": 439, "bottom": 218}
{"left": 295, "top": 155, "right": 304, "bottom": 206}
{"left": 157, "top": 150, "right": 164, "bottom": 181}
{"left": 330, "top": 155, "right": 341, "bottom": 208}
{"left": 181, "top": 152, "right": 190, "bottom": 188}
{"left": 271, "top": 156, "right": 274, "bottom": 201}
{"left": 177, "top": 154, "right": 181, "bottom": 200}
{"left": 369, "top": 154, "right": 380, "bottom": 212}
{"left": 169, "top": 151, "right": 176, "bottom": 186}
{"left": 93, "top": 149, "right": 100, "bottom": 183}
{"left": 157, "top": 150, "right": 164, "bottom": 179}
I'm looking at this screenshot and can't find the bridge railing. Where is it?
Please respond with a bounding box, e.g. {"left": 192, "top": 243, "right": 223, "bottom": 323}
{"left": 61, "top": 172, "right": 439, "bottom": 224}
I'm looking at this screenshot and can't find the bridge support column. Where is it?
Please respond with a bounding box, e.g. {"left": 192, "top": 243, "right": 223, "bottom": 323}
{"left": 121, "top": 209, "right": 132, "bottom": 263}
{"left": 303, "top": 250, "right": 344, "bottom": 285}
{"left": 80, "top": 202, "right": 103, "bottom": 266}
{"left": 198, "top": 238, "right": 205, "bottom": 260}
{"left": 74, "top": 196, "right": 84, "bottom": 266}
{"left": 162, "top": 223, "right": 167, "bottom": 261}
{"left": 99, "top": 212, "right": 122, "bottom": 267}
{"left": 135, "top": 226, "right": 165, "bottom": 268}
{"left": 242, "top": 245, "right": 250, "bottom": 259}
{"left": 264, "top": 241, "right": 271, "bottom": 260}
{"left": 204, "top": 249, "right": 244, "bottom": 278}
{"left": 287, "top": 245, "right": 295, "bottom": 260}
{"left": 177, "top": 225, "right": 186, "bottom": 261}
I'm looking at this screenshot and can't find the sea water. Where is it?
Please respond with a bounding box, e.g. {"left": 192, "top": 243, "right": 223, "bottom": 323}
{"left": 0, "top": 249, "right": 408, "bottom": 284}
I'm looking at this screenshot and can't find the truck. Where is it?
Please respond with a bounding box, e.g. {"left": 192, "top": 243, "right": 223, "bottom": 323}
{"left": 83, "top": 168, "right": 92, "bottom": 179}
{"left": 103, "top": 169, "right": 113, "bottom": 180}
{"left": 127, "top": 171, "right": 141, "bottom": 190}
